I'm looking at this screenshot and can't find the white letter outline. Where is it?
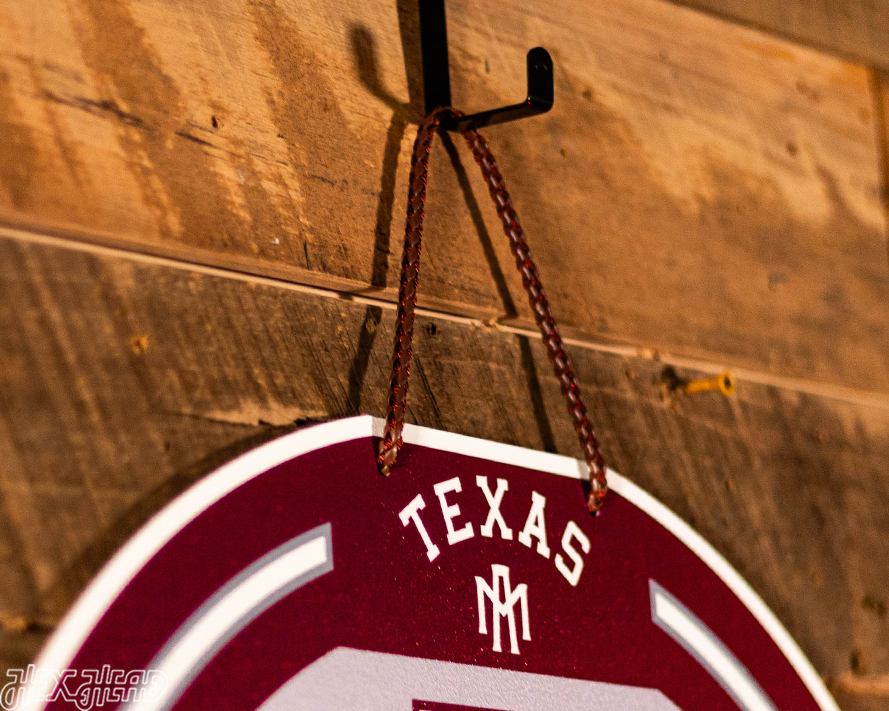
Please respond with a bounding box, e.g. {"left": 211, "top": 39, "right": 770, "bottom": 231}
{"left": 555, "top": 521, "right": 591, "bottom": 586}
{"left": 399, "top": 494, "right": 441, "bottom": 561}
{"left": 518, "top": 491, "right": 550, "bottom": 559}
{"left": 477, "top": 476, "right": 513, "bottom": 540}
{"left": 433, "top": 477, "right": 474, "bottom": 545}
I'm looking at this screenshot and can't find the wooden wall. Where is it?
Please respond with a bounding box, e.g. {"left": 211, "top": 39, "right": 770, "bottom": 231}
{"left": 0, "top": 0, "right": 887, "bottom": 708}
{"left": 671, "top": 0, "right": 889, "bottom": 71}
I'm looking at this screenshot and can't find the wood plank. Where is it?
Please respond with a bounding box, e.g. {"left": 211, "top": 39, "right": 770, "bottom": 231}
{"left": 0, "top": 0, "right": 886, "bottom": 394}
{"left": 1, "top": 232, "right": 888, "bottom": 700}
{"left": 833, "top": 691, "right": 889, "bottom": 711}
{"left": 668, "top": 0, "right": 889, "bottom": 71}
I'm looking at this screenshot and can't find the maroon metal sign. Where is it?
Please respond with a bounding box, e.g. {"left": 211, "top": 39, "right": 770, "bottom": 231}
{"left": 13, "top": 416, "right": 838, "bottom": 711}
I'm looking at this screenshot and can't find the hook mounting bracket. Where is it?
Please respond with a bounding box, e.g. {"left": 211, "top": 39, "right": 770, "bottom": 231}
{"left": 419, "top": 0, "right": 554, "bottom": 132}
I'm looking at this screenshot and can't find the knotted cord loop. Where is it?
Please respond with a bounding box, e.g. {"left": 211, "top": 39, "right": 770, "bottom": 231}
{"left": 376, "top": 108, "right": 608, "bottom": 512}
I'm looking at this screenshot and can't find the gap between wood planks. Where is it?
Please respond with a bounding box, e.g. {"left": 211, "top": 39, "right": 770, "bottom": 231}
{"left": 4, "top": 222, "right": 889, "bottom": 413}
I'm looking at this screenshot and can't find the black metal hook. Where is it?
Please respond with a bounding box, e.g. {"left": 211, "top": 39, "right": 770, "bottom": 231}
{"left": 419, "top": 0, "right": 553, "bottom": 132}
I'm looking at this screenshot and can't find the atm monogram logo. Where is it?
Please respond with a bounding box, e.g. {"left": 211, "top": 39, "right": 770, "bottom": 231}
{"left": 397, "top": 475, "right": 592, "bottom": 656}
{"left": 475, "top": 565, "right": 530, "bottom": 655}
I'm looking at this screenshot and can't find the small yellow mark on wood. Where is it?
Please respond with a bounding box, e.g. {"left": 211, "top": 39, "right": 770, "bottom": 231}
{"left": 191, "top": 403, "right": 328, "bottom": 427}
{"left": 130, "top": 334, "right": 150, "bottom": 354}
{"left": 833, "top": 671, "right": 889, "bottom": 696}
{"left": 0, "top": 612, "right": 29, "bottom": 634}
{"left": 685, "top": 372, "right": 735, "bottom": 397}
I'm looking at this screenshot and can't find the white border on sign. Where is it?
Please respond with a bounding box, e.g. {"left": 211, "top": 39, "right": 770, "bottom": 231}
{"left": 22, "top": 416, "right": 839, "bottom": 711}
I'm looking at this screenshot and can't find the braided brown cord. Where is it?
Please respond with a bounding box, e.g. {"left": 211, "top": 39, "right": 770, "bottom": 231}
{"left": 377, "top": 109, "right": 608, "bottom": 512}
{"left": 461, "top": 129, "right": 608, "bottom": 511}
{"left": 376, "top": 108, "right": 448, "bottom": 475}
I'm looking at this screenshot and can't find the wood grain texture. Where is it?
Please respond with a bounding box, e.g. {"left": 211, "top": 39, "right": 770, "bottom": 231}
{"left": 0, "top": 0, "right": 886, "bottom": 394}
{"left": 668, "top": 0, "right": 889, "bottom": 71}
{"left": 877, "top": 72, "right": 889, "bottom": 219}
{"left": 0, "top": 233, "right": 888, "bottom": 709}
{"left": 835, "top": 694, "right": 889, "bottom": 711}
